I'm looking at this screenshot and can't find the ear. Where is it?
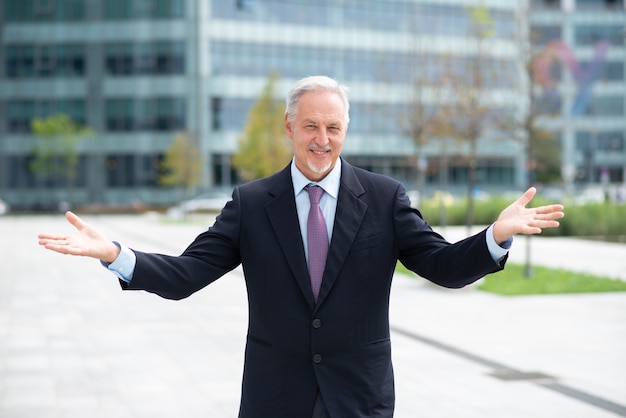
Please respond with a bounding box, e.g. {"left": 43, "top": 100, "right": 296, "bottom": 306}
{"left": 284, "top": 113, "right": 293, "bottom": 138}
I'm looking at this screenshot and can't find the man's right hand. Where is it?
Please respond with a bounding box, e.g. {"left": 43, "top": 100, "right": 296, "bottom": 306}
{"left": 38, "top": 211, "right": 121, "bottom": 263}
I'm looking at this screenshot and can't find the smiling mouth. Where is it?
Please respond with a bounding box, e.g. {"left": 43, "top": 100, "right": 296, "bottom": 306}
{"left": 309, "top": 147, "right": 331, "bottom": 156}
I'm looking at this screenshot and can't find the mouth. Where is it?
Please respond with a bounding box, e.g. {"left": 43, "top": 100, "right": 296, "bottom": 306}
{"left": 309, "top": 147, "right": 331, "bottom": 156}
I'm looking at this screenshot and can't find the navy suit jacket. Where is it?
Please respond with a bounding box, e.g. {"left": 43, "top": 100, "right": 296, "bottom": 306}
{"left": 123, "top": 160, "right": 505, "bottom": 418}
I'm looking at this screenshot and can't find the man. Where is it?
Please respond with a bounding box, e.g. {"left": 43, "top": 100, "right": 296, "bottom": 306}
{"left": 39, "top": 76, "right": 564, "bottom": 418}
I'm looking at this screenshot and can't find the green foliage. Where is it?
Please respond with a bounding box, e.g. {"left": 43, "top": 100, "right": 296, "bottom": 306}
{"left": 531, "top": 130, "right": 561, "bottom": 184}
{"left": 159, "top": 132, "right": 203, "bottom": 191}
{"left": 546, "top": 202, "right": 626, "bottom": 238}
{"left": 30, "top": 113, "right": 94, "bottom": 187}
{"left": 477, "top": 263, "right": 626, "bottom": 295}
{"left": 396, "top": 262, "right": 626, "bottom": 296}
{"left": 467, "top": 1, "right": 495, "bottom": 38}
{"left": 419, "top": 195, "right": 512, "bottom": 227}
{"left": 233, "top": 71, "right": 291, "bottom": 181}
{"left": 417, "top": 194, "right": 626, "bottom": 239}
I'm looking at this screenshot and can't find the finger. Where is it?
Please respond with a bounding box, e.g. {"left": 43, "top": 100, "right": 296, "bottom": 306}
{"left": 38, "top": 237, "right": 59, "bottom": 246}
{"left": 543, "top": 212, "right": 565, "bottom": 221}
{"left": 65, "top": 211, "right": 86, "bottom": 231}
{"left": 43, "top": 242, "right": 83, "bottom": 256}
{"left": 536, "top": 219, "right": 560, "bottom": 227}
{"left": 38, "top": 233, "right": 66, "bottom": 240}
{"left": 535, "top": 204, "right": 565, "bottom": 214}
{"left": 516, "top": 187, "right": 537, "bottom": 208}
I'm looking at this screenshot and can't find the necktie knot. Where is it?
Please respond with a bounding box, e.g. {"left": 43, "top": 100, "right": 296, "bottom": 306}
{"left": 305, "top": 185, "right": 324, "bottom": 204}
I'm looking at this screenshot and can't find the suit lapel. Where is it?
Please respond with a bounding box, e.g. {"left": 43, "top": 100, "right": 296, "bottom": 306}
{"left": 315, "top": 162, "right": 367, "bottom": 309}
{"left": 265, "top": 166, "right": 316, "bottom": 309}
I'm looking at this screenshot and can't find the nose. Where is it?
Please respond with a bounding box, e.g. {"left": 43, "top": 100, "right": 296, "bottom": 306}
{"left": 314, "top": 127, "right": 330, "bottom": 146}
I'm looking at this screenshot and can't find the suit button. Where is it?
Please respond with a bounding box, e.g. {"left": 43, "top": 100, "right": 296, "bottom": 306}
{"left": 312, "top": 318, "right": 322, "bottom": 329}
{"left": 313, "top": 354, "right": 322, "bottom": 364}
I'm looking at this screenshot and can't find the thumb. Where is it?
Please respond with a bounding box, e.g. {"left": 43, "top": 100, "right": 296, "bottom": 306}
{"left": 516, "top": 187, "right": 537, "bottom": 208}
{"left": 65, "top": 211, "right": 86, "bottom": 231}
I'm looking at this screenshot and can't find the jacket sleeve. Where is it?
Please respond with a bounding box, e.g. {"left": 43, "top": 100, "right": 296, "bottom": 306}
{"left": 121, "top": 188, "right": 243, "bottom": 300}
{"left": 394, "top": 184, "right": 505, "bottom": 288}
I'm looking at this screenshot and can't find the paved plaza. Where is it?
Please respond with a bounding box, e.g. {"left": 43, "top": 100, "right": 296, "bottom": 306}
{"left": 1, "top": 213, "right": 625, "bottom": 417}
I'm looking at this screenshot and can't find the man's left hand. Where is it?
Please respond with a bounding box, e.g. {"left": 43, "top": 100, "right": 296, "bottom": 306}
{"left": 492, "top": 187, "right": 565, "bottom": 245}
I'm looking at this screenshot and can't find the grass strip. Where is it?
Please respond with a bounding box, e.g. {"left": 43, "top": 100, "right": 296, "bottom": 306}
{"left": 396, "top": 262, "right": 626, "bottom": 296}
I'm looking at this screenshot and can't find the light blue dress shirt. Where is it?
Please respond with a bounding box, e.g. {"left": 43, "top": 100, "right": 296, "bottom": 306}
{"left": 292, "top": 159, "right": 341, "bottom": 263}
{"left": 105, "top": 159, "right": 511, "bottom": 283}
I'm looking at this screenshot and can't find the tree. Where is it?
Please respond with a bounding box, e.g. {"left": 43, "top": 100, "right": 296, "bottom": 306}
{"left": 30, "top": 113, "right": 94, "bottom": 205}
{"left": 517, "top": 2, "right": 563, "bottom": 277}
{"left": 159, "top": 131, "right": 203, "bottom": 198}
{"left": 405, "top": 53, "right": 450, "bottom": 206}
{"left": 233, "top": 71, "right": 291, "bottom": 182}
{"left": 436, "top": 2, "right": 504, "bottom": 231}
{"left": 525, "top": 53, "right": 561, "bottom": 186}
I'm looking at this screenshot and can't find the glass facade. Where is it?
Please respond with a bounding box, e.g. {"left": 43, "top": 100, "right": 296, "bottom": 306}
{"left": 531, "top": 0, "right": 626, "bottom": 190}
{"left": 3, "top": 0, "right": 621, "bottom": 210}
{"left": 212, "top": 1, "right": 515, "bottom": 39}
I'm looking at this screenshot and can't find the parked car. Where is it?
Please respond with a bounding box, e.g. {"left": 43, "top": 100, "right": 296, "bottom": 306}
{"left": 166, "top": 191, "right": 232, "bottom": 218}
{"left": 0, "top": 198, "right": 8, "bottom": 215}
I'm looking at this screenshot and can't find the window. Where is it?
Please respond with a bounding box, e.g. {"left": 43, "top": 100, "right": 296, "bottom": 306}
{"left": 582, "top": 61, "right": 624, "bottom": 82}
{"left": 530, "top": 0, "right": 560, "bottom": 9}
{"left": 105, "top": 0, "right": 185, "bottom": 20}
{"left": 105, "top": 154, "right": 163, "bottom": 187}
{"left": 575, "top": 25, "right": 625, "bottom": 46}
{"left": 210, "top": 97, "right": 252, "bottom": 131}
{"left": 106, "top": 154, "right": 135, "bottom": 187}
{"left": 210, "top": 41, "right": 516, "bottom": 87}
{"left": 531, "top": 25, "right": 562, "bottom": 46}
{"left": 211, "top": 1, "right": 513, "bottom": 38}
{"left": 583, "top": 96, "right": 624, "bottom": 116}
{"left": 6, "top": 44, "right": 85, "bottom": 78}
{"left": 105, "top": 41, "right": 185, "bottom": 75}
{"left": 577, "top": 0, "right": 625, "bottom": 9}
{"left": 576, "top": 131, "right": 624, "bottom": 151}
{"left": 6, "top": 99, "right": 86, "bottom": 133}
{"left": 5, "top": 0, "right": 85, "bottom": 22}
{"left": 534, "top": 92, "right": 562, "bottom": 116}
{"left": 105, "top": 97, "right": 186, "bottom": 132}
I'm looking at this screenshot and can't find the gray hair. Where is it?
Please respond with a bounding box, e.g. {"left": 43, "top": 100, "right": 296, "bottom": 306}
{"left": 285, "top": 75, "right": 350, "bottom": 125}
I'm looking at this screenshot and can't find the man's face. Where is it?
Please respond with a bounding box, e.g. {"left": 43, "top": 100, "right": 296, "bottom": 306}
{"left": 285, "top": 90, "right": 347, "bottom": 182}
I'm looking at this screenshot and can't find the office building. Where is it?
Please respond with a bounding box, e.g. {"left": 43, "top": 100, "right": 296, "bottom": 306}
{"left": 0, "top": 1, "right": 548, "bottom": 208}
{"left": 531, "top": 0, "right": 626, "bottom": 196}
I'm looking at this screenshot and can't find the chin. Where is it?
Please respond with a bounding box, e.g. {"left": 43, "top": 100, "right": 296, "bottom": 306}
{"left": 308, "top": 161, "right": 332, "bottom": 176}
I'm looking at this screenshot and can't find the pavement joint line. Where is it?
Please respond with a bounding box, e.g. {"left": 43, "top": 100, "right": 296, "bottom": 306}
{"left": 390, "top": 325, "right": 626, "bottom": 417}
{"left": 538, "top": 382, "right": 626, "bottom": 417}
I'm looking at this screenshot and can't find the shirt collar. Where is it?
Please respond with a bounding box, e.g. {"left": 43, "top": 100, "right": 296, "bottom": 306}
{"left": 291, "top": 158, "right": 341, "bottom": 199}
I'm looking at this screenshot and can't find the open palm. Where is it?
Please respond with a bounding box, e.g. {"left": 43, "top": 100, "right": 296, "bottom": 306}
{"left": 38, "top": 211, "right": 120, "bottom": 262}
{"left": 492, "top": 187, "right": 565, "bottom": 244}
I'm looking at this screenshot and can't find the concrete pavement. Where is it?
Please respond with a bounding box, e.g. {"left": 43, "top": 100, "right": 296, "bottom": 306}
{"left": 1, "top": 214, "right": 625, "bottom": 417}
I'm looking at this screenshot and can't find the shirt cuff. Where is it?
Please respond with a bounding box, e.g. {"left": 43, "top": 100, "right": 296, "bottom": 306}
{"left": 486, "top": 223, "right": 512, "bottom": 262}
{"left": 100, "top": 241, "right": 136, "bottom": 283}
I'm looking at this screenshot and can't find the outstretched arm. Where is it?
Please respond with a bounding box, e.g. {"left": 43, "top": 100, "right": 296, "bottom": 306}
{"left": 38, "top": 211, "right": 121, "bottom": 263}
{"left": 492, "top": 187, "right": 564, "bottom": 245}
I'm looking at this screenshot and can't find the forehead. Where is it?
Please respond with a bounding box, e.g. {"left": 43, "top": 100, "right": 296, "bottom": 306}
{"left": 296, "top": 91, "right": 345, "bottom": 123}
